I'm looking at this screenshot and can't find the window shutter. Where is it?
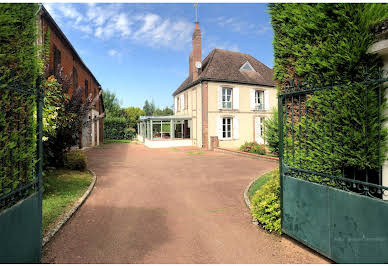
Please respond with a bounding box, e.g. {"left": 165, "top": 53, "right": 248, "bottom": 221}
{"left": 233, "top": 87, "right": 239, "bottom": 110}
{"left": 250, "top": 89, "right": 255, "bottom": 110}
{"left": 233, "top": 117, "right": 239, "bottom": 139}
{"left": 217, "top": 117, "right": 223, "bottom": 140}
{"left": 180, "top": 94, "right": 184, "bottom": 111}
{"left": 264, "top": 90, "right": 269, "bottom": 110}
{"left": 174, "top": 97, "right": 178, "bottom": 113}
{"left": 185, "top": 92, "right": 188, "bottom": 110}
{"left": 218, "top": 86, "right": 223, "bottom": 109}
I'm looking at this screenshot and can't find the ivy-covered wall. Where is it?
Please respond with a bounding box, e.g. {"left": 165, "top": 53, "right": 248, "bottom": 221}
{"left": 0, "top": 4, "right": 39, "bottom": 199}
{"left": 270, "top": 4, "right": 388, "bottom": 181}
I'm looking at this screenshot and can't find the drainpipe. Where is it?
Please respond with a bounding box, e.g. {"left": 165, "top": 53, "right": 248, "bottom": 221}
{"left": 200, "top": 81, "right": 203, "bottom": 148}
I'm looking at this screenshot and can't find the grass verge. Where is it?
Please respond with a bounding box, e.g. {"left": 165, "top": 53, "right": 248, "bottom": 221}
{"left": 187, "top": 151, "right": 203, "bottom": 155}
{"left": 104, "top": 139, "right": 131, "bottom": 143}
{"left": 42, "top": 169, "right": 93, "bottom": 234}
{"left": 248, "top": 170, "right": 274, "bottom": 199}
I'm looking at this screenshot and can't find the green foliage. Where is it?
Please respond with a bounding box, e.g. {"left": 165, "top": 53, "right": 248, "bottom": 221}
{"left": 42, "top": 75, "right": 66, "bottom": 141}
{"left": 123, "top": 106, "right": 145, "bottom": 130}
{"left": 143, "top": 99, "right": 155, "bottom": 116}
{"left": 248, "top": 171, "right": 274, "bottom": 199}
{"left": 104, "top": 116, "right": 134, "bottom": 140}
{"left": 64, "top": 150, "right": 88, "bottom": 171}
{"left": 240, "top": 141, "right": 266, "bottom": 155}
{"left": 42, "top": 169, "right": 92, "bottom": 232}
{"left": 0, "top": 4, "right": 39, "bottom": 197}
{"left": 264, "top": 108, "right": 279, "bottom": 155}
{"left": 251, "top": 169, "right": 281, "bottom": 234}
{"left": 270, "top": 4, "right": 388, "bottom": 177}
{"left": 154, "top": 106, "right": 174, "bottom": 116}
{"left": 103, "top": 89, "right": 122, "bottom": 117}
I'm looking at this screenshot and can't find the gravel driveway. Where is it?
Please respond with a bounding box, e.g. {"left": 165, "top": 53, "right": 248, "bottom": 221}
{"left": 42, "top": 143, "right": 329, "bottom": 263}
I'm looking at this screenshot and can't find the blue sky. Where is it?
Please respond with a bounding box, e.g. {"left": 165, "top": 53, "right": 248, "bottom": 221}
{"left": 44, "top": 3, "right": 274, "bottom": 109}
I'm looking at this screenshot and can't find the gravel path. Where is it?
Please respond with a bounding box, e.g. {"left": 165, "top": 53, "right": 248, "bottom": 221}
{"left": 42, "top": 143, "right": 329, "bottom": 263}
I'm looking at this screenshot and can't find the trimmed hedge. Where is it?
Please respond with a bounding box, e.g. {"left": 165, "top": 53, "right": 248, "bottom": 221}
{"left": 251, "top": 169, "right": 281, "bottom": 234}
{"left": 0, "top": 4, "right": 39, "bottom": 196}
{"left": 64, "top": 151, "right": 88, "bottom": 171}
{"left": 270, "top": 4, "right": 388, "bottom": 177}
{"left": 104, "top": 117, "right": 134, "bottom": 140}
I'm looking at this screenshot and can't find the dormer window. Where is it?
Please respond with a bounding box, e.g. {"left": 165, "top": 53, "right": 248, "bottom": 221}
{"left": 240, "top": 61, "right": 255, "bottom": 72}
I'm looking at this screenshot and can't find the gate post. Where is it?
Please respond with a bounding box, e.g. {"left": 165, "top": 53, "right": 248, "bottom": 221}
{"left": 278, "top": 94, "right": 284, "bottom": 230}
{"left": 36, "top": 76, "right": 43, "bottom": 262}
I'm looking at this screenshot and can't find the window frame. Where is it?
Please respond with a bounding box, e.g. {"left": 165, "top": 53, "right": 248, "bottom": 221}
{"left": 254, "top": 90, "right": 264, "bottom": 110}
{"left": 222, "top": 87, "right": 233, "bottom": 109}
{"left": 222, "top": 117, "right": 233, "bottom": 140}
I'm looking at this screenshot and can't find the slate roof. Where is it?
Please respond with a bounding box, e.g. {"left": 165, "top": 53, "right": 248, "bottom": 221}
{"left": 173, "top": 48, "right": 274, "bottom": 96}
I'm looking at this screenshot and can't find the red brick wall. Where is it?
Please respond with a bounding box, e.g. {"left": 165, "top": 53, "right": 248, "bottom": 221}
{"left": 41, "top": 13, "right": 104, "bottom": 144}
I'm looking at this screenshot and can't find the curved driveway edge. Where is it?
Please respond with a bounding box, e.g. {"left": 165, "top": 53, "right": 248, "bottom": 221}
{"left": 42, "top": 143, "right": 330, "bottom": 264}
{"left": 42, "top": 169, "right": 97, "bottom": 247}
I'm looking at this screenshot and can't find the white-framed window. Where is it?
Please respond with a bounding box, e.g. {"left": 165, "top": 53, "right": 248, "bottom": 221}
{"left": 177, "top": 96, "right": 180, "bottom": 112}
{"left": 259, "top": 117, "right": 265, "bottom": 136}
{"left": 255, "top": 90, "right": 264, "bottom": 110}
{"left": 222, "top": 87, "right": 232, "bottom": 109}
{"left": 222, "top": 117, "right": 232, "bottom": 139}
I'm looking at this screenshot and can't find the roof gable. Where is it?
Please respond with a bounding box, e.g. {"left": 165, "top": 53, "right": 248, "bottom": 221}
{"left": 173, "top": 48, "right": 274, "bottom": 96}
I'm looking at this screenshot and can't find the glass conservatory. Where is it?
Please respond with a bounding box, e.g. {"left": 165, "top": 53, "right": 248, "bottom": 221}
{"left": 137, "top": 116, "right": 192, "bottom": 148}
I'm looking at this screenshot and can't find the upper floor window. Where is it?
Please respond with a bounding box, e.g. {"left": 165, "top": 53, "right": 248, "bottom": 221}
{"left": 53, "top": 45, "right": 61, "bottom": 75}
{"left": 222, "top": 87, "right": 232, "bottom": 109}
{"left": 255, "top": 90, "right": 264, "bottom": 110}
{"left": 85, "top": 80, "right": 89, "bottom": 98}
{"left": 72, "top": 67, "right": 78, "bottom": 89}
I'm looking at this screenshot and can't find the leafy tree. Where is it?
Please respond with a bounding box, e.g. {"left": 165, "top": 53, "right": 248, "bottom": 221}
{"left": 123, "top": 106, "right": 145, "bottom": 130}
{"left": 103, "top": 89, "right": 122, "bottom": 117}
{"left": 143, "top": 99, "right": 155, "bottom": 116}
{"left": 153, "top": 106, "right": 174, "bottom": 116}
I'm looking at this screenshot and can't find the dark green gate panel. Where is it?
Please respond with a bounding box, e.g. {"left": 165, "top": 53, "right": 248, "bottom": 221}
{"left": 283, "top": 175, "right": 331, "bottom": 257}
{"left": 282, "top": 175, "right": 388, "bottom": 263}
{"left": 0, "top": 192, "right": 42, "bottom": 263}
{"left": 329, "top": 188, "right": 388, "bottom": 263}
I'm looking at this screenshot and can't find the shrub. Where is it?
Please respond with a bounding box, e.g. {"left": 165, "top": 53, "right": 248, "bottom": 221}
{"left": 264, "top": 109, "right": 279, "bottom": 155}
{"left": 240, "top": 141, "right": 266, "bottom": 155}
{"left": 251, "top": 169, "right": 281, "bottom": 234}
{"left": 64, "top": 151, "right": 88, "bottom": 171}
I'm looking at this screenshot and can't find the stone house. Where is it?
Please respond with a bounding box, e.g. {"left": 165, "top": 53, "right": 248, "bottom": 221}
{"left": 37, "top": 5, "right": 105, "bottom": 147}
{"left": 138, "top": 21, "right": 275, "bottom": 149}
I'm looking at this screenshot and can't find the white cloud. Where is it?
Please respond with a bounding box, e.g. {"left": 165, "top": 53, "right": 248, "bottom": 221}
{"left": 211, "top": 16, "right": 271, "bottom": 36}
{"left": 43, "top": 4, "right": 194, "bottom": 49}
{"left": 108, "top": 49, "right": 118, "bottom": 56}
{"left": 133, "top": 13, "right": 193, "bottom": 48}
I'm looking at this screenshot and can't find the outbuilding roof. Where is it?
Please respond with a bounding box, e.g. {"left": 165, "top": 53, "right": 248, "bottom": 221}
{"left": 173, "top": 48, "right": 274, "bottom": 96}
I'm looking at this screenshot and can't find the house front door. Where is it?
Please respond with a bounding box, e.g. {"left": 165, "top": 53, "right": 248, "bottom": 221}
{"left": 254, "top": 116, "right": 265, "bottom": 144}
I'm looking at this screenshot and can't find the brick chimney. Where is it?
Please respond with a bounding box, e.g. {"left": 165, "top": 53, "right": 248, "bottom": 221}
{"left": 192, "top": 22, "right": 201, "bottom": 80}
{"left": 189, "top": 51, "right": 193, "bottom": 77}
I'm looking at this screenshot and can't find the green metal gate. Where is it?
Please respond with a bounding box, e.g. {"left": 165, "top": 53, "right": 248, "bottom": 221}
{"left": 278, "top": 74, "right": 388, "bottom": 263}
{"left": 0, "top": 76, "right": 43, "bottom": 263}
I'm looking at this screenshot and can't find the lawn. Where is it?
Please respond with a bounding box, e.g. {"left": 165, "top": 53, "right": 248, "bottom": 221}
{"left": 42, "top": 169, "right": 93, "bottom": 234}
{"left": 104, "top": 139, "right": 132, "bottom": 143}
{"left": 248, "top": 170, "right": 275, "bottom": 199}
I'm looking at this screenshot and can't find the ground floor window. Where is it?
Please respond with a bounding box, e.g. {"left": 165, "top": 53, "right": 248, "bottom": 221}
{"left": 259, "top": 117, "right": 265, "bottom": 136}
{"left": 152, "top": 120, "right": 171, "bottom": 139}
{"left": 222, "top": 117, "right": 232, "bottom": 139}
